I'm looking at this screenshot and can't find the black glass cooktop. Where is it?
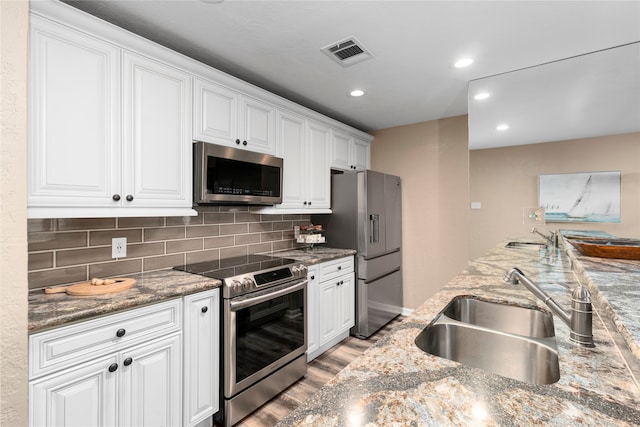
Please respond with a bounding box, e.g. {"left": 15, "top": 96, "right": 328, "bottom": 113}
{"left": 173, "top": 254, "right": 296, "bottom": 280}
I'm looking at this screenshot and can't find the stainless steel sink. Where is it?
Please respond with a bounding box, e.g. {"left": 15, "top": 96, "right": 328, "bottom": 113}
{"left": 506, "top": 241, "right": 547, "bottom": 249}
{"left": 442, "top": 296, "right": 555, "bottom": 338}
{"left": 415, "top": 319, "right": 560, "bottom": 385}
{"left": 415, "top": 296, "right": 560, "bottom": 385}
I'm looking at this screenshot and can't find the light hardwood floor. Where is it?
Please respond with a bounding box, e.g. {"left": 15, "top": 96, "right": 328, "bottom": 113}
{"left": 236, "top": 316, "right": 405, "bottom": 427}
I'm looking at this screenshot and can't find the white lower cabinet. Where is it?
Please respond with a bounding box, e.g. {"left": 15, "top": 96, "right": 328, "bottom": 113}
{"left": 119, "top": 333, "right": 182, "bottom": 427}
{"left": 307, "top": 257, "right": 355, "bottom": 361}
{"left": 183, "top": 289, "right": 220, "bottom": 427}
{"left": 29, "top": 289, "right": 220, "bottom": 427}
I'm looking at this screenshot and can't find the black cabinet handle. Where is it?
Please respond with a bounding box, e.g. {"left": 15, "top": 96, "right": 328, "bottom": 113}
{"left": 310, "top": 275, "right": 315, "bottom": 280}
{"left": 338, "top": 266, "right": 342, "bottom": 270}
{"left": 123, "top": 357, "right": 133, "bottom": 366}
{"left": 125, "top": 195, "right": 134, "bottom": 202}
{"left": 242, "top": 140, "right": 248, "bottom": 146}
{"left": 235, "top": 139, "right": 241, "bottom": 145}
{"left": 116, "top": 328, "right": 126, "bottom": 338}
{"left": 112, "top": 194, "right": 121, "bottom": 201}
{"left": 108, "top": 363, "right": 118, "bottom": 373}
{"left": 308, "top": 201, "right": 312, "bottom": 206}
{"left": 201, "top": 306, "right": 208, "bottom": 313}
{"left": 303, "top": 201, "right": 307, "bottom": 205}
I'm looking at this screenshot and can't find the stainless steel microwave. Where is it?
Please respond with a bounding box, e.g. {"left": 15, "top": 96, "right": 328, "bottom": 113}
{"left": 193, "top": 141, "right": 283, "bottom": 205}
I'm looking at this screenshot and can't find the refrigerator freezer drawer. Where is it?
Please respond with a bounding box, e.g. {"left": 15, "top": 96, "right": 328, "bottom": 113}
{"left": 354, "top": 269, "right": 403, "bottom": 338}
{"left": 358, "top": 251, "right": 401, "bottom": 281}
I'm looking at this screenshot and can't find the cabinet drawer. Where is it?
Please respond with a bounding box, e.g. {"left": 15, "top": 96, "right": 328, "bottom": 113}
{"left": 318, "top": 256, "right": 354, "bottom": 283}
{"left": 30, "top": 299, "right": 182, "bottom": 379}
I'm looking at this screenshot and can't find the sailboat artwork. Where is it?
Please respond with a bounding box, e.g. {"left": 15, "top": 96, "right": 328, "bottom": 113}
{"left": 538, "top": 171, "right": 621, "bottom": 223}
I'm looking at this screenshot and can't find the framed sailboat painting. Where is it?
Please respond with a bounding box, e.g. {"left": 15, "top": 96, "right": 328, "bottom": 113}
{"left": 538, "top": 171, "right": 621, "bottom": 223}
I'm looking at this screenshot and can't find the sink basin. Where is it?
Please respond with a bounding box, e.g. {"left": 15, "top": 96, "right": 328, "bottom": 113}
{"left": 415, "top": 319, "right": 560, "bottom": 385}
{"left": 442, "top": 296, "right": 555, "bottom": 338}
{"left": 506, "top": 241, "right": 547, "bottom": 249}
{"left": 415, "top": 296, "right": 560, "bottom": 385}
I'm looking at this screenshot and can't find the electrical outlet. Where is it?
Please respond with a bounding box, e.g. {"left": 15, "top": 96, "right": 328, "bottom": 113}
{"left": 112, "top": 237, "right": 127, "bottom": 259}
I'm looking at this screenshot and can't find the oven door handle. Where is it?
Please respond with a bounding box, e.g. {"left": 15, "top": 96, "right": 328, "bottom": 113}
{"left": 229, "top": 280, "right": 307, "bottom": 311}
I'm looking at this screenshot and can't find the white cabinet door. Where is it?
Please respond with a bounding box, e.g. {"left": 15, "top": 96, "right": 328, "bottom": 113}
{"left": 318, "top": 279, "right": 339, "bottom": 344}
{"left": 330, "top": 129, "right": 353, "bottom": 171}
{"left": 193, "top": 78, "right": 239, "bottom": 145}
{"left": 30, "top": 354, "right": 118, "bottom": 427}
{"left": 277, "top": 110, "right": 307, "bottom": 209}
{"left": 28, "top": 15, "right": 121, "bottom": 208}
{"left": 240, "top": 95, "right": 276, "bottom": 154}
{"left": 306, "top": 121, "right": 331, "bottom": 209}
{"left": 119, "top": 333, "right": 182, "bottom": 427}
{"left": 306, "top": 266, "right": 319, "bottom": 361}
{"left": 337, "top": 274, "right": 356, "bottom": 332}
{"left": 183, "top": 289, "right": 220, "bottom": 427}
{"left": 352, "top": 137, "right": 370, "bottom": 171}
{"left": 122, "top": 52, "right": 193, "bottom": 208}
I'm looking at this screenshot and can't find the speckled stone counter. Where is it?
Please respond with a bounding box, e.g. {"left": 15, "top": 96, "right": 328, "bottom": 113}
{"left": 563, "top": 234, "right": 640, "bottom": 360}
{"left": 28, "top": 269, "right": 221, "bottom": 333}
{"left": 276, "top": 236, "right": 640, "bottom": 426}
{"left": 28, "top": 247, "right": 354, "bottom": 334}
{"left": 271, "top": 247, "right": 357, "bottom": 265}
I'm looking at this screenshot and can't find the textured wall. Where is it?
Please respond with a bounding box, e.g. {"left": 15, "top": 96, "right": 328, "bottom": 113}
{"left": 370, "top": 115, "right": 470, "bottom": 309}
{"left": 0, "top": 0, "right": 29, "bottom": 424}
{"left": 28, "top": 208, "right": 311, "bottom": 289}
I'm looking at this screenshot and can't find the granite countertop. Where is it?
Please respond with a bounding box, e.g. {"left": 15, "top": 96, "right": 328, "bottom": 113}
{"left": 276, "top": 235, "right": 640, "bottom": 426}
{"left": 271, "top": 247, "right": 357, "bottom": 265}
{"left": 28, "top": 269, "right": 221, "bottom": 333}
{"left": 28, "top": 246, "right": 356, "bottom": 334}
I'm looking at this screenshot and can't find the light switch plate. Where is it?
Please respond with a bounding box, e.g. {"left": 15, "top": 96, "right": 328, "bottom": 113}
{"left": 523, "top": 207, "right": 545, "bottom": 225}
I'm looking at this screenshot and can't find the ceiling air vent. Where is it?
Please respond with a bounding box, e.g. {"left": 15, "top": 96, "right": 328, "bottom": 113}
{"left": 321, "top": 37, "right": 373, "bottom": 67}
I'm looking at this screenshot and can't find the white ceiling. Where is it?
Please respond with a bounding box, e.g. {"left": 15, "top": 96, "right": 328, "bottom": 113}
{"left": 62, "top": 0, "right": 640, "bottom": 148}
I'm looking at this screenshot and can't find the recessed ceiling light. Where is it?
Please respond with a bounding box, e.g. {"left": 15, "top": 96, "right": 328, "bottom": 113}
{"left": 496, "top": 124, "right": 509, "bottom": 131}
{"left": 349, "top": 89, "right": 365, "bottom": 97}
{"left": 474, "top": 92, "right": 490, "bottom": 100}
{"left": 453, "top": 57, "right": 474, "bottom": 68}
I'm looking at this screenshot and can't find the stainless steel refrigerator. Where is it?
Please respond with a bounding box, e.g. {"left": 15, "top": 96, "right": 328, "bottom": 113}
{"left": 312, "top": 170, "right": 402, "bottom": 338}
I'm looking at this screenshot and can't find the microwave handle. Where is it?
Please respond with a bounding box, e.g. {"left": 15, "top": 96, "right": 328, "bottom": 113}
{"left": 229, "top": 280, "right": 307, "bottom": 311}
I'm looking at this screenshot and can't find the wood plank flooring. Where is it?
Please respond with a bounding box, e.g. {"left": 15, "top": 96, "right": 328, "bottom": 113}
{"left": 236, "top": 316, "right": 405, "bottom": 427}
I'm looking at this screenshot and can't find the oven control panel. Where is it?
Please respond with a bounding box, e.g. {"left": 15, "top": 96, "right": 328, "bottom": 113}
{"left": 224, "top": 263, "right": 307, "bottom": 297}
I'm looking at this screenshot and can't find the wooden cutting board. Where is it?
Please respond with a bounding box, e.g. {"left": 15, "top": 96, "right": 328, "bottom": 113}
{"left": 44, "top": 278, "right": 137, "bottom": 296}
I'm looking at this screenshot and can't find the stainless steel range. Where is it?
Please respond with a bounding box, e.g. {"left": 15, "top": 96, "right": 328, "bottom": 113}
{"left": 175, "top": 254, "right": 308, "bottom": 427}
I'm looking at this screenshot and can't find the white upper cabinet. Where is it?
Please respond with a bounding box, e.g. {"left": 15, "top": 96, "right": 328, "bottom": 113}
{"left": 330, "top": 129, "right": 370, "bottom": 171}
{"left": 29, "top": 1, "right": 372, "bottom": 216}
{"left": 28, "top": 13, "right": 195, "bottom": 218}
{"left": 28, "top": 16, "right": 121, "bottom": 210}
{"left": 306, "top": 121, "right": 331, "bottom": 209}
{"left": 122, "top": 52, "right": 193, "bottom": 209}
{"left": 194, "top": 77, "right": 276, "bottom": 154}
{"left": 272, "top": 111, "right": 330, "bottom": 212}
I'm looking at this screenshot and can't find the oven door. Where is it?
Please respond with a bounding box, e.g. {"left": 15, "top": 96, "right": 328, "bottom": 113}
{"left": 224, "top": 279, "right": 307, "bottom": 398}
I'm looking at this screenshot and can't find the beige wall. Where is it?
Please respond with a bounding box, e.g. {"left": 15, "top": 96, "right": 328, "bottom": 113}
{"left": 469, "top": 132, "right": 640, "bottom": 260}
{"left": 0, "top": 0, "right": 29, "bottom": 424}
{"left": 370, "top": 115, "right": 469, "bottom": 309}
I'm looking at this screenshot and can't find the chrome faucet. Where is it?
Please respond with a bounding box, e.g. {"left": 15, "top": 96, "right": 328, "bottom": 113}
{"left": 530, "top": 227, "right": 558, "bottom": 247}
{"left": 504, "top": 267, "right": 594, "bottom": 347}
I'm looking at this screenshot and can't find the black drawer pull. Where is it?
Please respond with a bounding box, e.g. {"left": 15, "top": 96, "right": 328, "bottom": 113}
{"left": 116, "top": 328, "right": 126, "bottom": 338}
{"left": 108, "top": 363, "right": 118, "bottom": 373}
{"left": 201, "top": 306, "right": 208, "bottom": 313}
{"left": 123, "top": 357, "right": 133, "bottom": 367}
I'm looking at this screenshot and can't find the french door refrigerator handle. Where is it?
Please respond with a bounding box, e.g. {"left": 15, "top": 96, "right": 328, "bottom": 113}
{"left": 370, "top": 214, "right": 380, "bottom": 243}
